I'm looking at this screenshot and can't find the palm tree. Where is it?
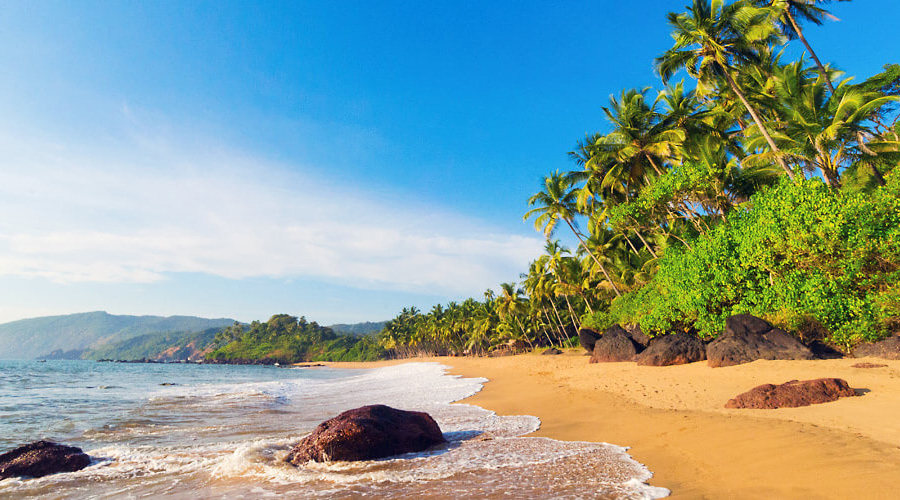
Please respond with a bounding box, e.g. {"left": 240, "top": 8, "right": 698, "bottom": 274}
{"left": 496, "top": 282, "right": 533, "bottom": 349}
{"left": 591, "top": 88, "right": 685, "bottom": 183}
{"left": 744, "top": 62, "right": 898, "bottom": 187}
{"left": 752, "top": 0, "right": 849, "bottom": 93}
{"left": 525, "top": 171, "right": 623, "bottom": 297}
{"left": 656, "top": 0, "right": 799, "bottom": 181}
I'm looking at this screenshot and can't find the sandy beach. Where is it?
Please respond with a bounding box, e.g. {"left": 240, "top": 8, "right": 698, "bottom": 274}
{"left": 332, "top": 352, "right": 900, "bottom": 499}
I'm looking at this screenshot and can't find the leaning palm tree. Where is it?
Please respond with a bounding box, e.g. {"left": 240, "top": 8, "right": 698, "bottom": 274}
{"left": 525, "top": 171, "right": 622, "bottom": 297}
{"left": 656, "top": 0, "right": 799, "bottom": 181}
{"left": 752, "top": 0, "right": 849, "bottom": 93}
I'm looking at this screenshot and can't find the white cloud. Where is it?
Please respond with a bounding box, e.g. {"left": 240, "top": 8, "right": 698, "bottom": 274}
{"left": 0, "top": 126, "right": 544, "bottom": 296}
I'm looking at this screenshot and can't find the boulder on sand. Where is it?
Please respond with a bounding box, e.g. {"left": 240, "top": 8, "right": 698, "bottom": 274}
{"left": 636, "top": 332, "right": 706, "bottom": 366}
{"left": 707, "top": 314, "right": 815, "bottom": 368}
{"left": 0, "top": 441, "right": 91, "bottom": 479}
{"left": 590, "top": 325, "right": 642, "bottom": 363}
{"left": 286, "top": 404, "right": 446, "bottom": 464}
{"left": 853, "top": 335, "right": 900, "bottom": 360}
{"left": 725, "top": 378, "right": 856, "bottom": 409}
{"left": 624, "top": 324, "right": 651, "bottom": 348}
{"left": 578, "top": 328, "right": 602, "bottom": 354}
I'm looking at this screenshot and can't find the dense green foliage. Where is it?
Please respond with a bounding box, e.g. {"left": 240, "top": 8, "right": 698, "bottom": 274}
{"left": 597, "top": 174, "right": 900, "bottom": 346}
{"left": 377, "top": 0, "right": 900, "bottom": 356}
{"left": 207, "top": 314, "right": 385, "bottom": 362}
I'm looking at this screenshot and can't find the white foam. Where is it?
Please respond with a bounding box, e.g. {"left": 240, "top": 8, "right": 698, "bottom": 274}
{"left": 0, "top": 362, "right": 669, "bottom": 499}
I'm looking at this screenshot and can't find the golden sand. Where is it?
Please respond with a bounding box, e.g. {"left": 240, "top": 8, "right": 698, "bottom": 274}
{"left": 326, "top": 352, "right": 900, "bottom": 499}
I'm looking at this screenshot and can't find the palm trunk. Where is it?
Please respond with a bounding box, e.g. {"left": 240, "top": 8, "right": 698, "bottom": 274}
{"left": 563, "top": 218, "right": 622, "bottom": 297}
{"left": 580, "top": 292, "right": 595, "bottom": 315}
{"left": 623, "top": 231, "right": 641, "bottom": 255}
{"left": 562, "top": 294, "right": 581, "bottom": 331}
{"left": 646, "top": 155, "right": 664, "bottom": 176}
{"left": 550, "top": 298, "right": 570, "bottom": 339}
{"left": 785, "top": 11, "right": 836, "bottom": 94}
{"left": 634, "top": 229, "right": 659, "bottom": 259}
{"left": 722, "top": 67, "right": 797, "bottom": 181}
{"left": 514, "top": 316, "right": 534, "bottom": 350}
{"left": 541, "top": 305, "right": 564, "bottom": 346}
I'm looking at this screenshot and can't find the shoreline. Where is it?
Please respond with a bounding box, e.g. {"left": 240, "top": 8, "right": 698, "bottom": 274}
{"left": 327, "top": 352, "right": 900, "bottom": 499}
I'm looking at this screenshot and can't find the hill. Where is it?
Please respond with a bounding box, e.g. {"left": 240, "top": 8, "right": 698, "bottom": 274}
{"left": 327, "top": 321, "right": 387, "bottom": 337}
{"left": 0, "top": 311, "right": 236, "bottom": 360}
{"left": 81, "top": 327, "right": 225, "bottom": 361}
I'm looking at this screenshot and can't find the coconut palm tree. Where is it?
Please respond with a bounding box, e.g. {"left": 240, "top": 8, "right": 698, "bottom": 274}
{"left": 525, "top": 171, "right": 623, "bottom": 296}
{"left": 590, "top": 88, "right": 685, "bottom": 183}
{"left": 495, "top": 282, "right": 533, "bottom": 349}
{"left": 744, "top": 61, "right": 898, "bottom": 187}
{"left": 752, "top": 0, "right": 849, "bottom": 93}
{"left": 656, "top": 0, "right": 799, "bottom": 181}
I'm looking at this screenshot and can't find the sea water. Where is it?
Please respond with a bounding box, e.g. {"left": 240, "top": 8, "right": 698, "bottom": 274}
{"left": 0, "top": 360, "right": 668, "bottom": 499}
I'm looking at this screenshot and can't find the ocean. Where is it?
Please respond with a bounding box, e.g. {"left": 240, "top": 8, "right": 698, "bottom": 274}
{"left": 0, "top": 360, "right": 668, "bottom": 499}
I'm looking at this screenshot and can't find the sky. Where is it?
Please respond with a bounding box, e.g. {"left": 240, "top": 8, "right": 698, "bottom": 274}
{"left": 0, "top": 0, "right": 897, "bottom": 325}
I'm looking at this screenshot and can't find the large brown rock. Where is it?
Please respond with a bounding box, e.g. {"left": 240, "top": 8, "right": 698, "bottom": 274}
{"left": 590, "top": 325, "right": 641, "bottom": 363}
{"left": 0, "top": 441, "right": 91, "bottom": 479}
{"left": 853, "top": 336, "right": 900, "bottom": 360}
{"left": 624, "top": 324, "right": 651, "bottom": 348}
{"left": 578, "top": 328, "right": 602, "bottom": 354}
{"left": 725, "top": 378, "right": 856, "bottom": 409}
{"left": 286, "top": 405, "right": 446, "bottom": 464}
{"left": 636, "top": 332, "right": 706, "bottom": 366}
{"left": 707, "top": 314, "right": 815, "bottom": 368}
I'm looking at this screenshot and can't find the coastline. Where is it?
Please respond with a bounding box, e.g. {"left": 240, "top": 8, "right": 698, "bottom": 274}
{"left": 328, "top": 352, "right": 900, "bottom": 499}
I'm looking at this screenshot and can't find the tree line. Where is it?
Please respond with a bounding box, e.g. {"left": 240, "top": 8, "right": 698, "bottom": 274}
{"left": 377, "top": 0, "right": 900, "bottom": 356}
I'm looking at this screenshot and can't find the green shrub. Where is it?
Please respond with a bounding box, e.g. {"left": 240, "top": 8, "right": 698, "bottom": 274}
{"left": 612, "top": 174, "right": 900, "bottom": 348}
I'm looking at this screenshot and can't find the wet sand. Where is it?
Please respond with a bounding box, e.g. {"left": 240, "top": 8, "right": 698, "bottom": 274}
{"left": 330, "top": 352, "right": 900, "bottom": 499}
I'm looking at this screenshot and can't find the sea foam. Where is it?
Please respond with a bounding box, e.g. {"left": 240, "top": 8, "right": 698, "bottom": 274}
{"left": 0, "top": 361, "right": 669, "bottom": 499}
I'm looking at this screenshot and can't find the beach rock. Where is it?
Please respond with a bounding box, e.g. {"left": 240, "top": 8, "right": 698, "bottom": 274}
{"left": 286, "top": 405, "right": 445, "bottom": 463}
{"left": 542, "top": 347, "right": 563, "bottom": 355}
{"left": 852, "top": 335, "right": 900, "bottom": 360}
{"left": 624, "top": 324, "right": 651, "bottom": 348}
{"left": 636, "top": 332, "right": 706, "bottom": 366}
{"left": 807, "top": 340, "right": 845, "bottom": 360}
{"left": 578, "top": 328, "right": 602, "bottom": 354}
{"left": 0, "top": 441, "right": 91, "bottom": 479}
{"left": 706, "top": 315, "right": 815, "bottom": 368}
{"left": 725, "top": 378, "right": 856, "bottom": 409}
{"left": 590, "top": 326, "right": 641, "bottom": 363}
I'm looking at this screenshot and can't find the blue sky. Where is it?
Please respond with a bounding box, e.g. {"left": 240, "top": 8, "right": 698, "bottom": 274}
{"left": 0, "top": 0, "right": 897, "bottom": 324}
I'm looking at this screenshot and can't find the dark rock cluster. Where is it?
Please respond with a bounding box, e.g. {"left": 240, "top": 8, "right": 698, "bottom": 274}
{"left": 707, "top": 315, "right": 815, "bottom": 368}
{"left": 590, "top": 325, "right": 642, "bottom": 363}
{"left": 636, "top": 332, "right": 707, "bottom": 366}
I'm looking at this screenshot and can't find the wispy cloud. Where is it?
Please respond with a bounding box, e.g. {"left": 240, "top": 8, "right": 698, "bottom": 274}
{"left": 0, "top": 119, "right": 543, "bottom": 296}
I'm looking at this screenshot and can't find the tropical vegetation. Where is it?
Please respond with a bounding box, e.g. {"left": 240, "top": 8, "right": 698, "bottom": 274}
{"left": 375, "top": 0, "right": 900, "bottom": 356}
{"left": 206, "top": 315, "right": 386, "bottom": 363}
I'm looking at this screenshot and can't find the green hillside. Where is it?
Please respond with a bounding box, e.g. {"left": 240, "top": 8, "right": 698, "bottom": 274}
{"left": 0, "top": 311, "right": 236, "bottom": 360}
{"left": 327, "top": 321, "right": 387, "bottom": 337}
{"left": 81, "top": 327, "right": 225, "bottom": 361}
